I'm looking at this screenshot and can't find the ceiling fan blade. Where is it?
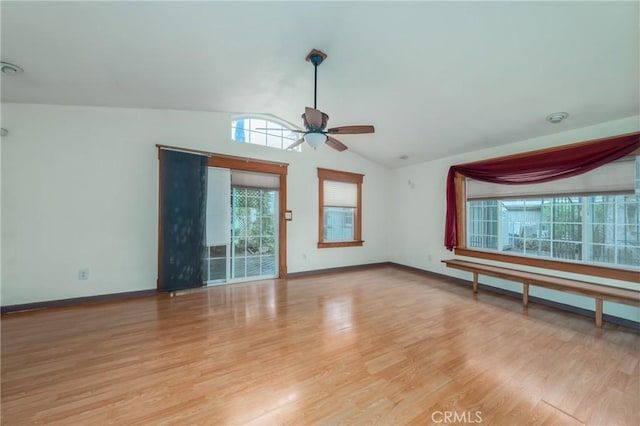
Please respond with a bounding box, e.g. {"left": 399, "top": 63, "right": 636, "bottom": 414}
{"left": 325, "top": 136, "right": 348, "bottom": 152}
{"left": 327, "top": 125, "right": 375, "bottom": 135}
{"left": 286, "top": 138, "right": 305, "bottom": 150}
{"left": 304, "top": 107, "right": 324, "bottom": 129}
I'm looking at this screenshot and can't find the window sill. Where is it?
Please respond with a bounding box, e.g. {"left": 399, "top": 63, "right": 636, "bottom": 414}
{"left": 453, "top": 247, "right": 640, "bottom": 283}
{"left": 318, "top": 240, "right": 364, "bottom": 249}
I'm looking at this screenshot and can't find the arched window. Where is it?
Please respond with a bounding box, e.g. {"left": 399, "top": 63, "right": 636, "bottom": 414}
{"left": 231, "top": 115, "right": 300, "bottom": 151}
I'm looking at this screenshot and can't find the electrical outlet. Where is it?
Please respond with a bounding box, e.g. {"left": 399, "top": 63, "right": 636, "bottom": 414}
{"left": 78, "top": 269, "right": 89, "bottom": 280}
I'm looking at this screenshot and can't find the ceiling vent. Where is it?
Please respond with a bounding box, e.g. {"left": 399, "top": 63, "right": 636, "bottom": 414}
{"left": 546, "top": 112, "right": 569, "bottom": 124}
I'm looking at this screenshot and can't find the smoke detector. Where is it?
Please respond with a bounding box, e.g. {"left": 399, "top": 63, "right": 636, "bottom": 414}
{"left": 546, "top": 112, "right": 569, "bottom": 124}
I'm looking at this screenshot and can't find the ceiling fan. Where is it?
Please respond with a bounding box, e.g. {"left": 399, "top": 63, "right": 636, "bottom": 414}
{"left": 287, "top": 49, "right": 375, "bottom": 151}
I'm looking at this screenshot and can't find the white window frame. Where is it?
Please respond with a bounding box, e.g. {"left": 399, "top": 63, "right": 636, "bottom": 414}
{"left": 231, "top": 114, "right": 301, "bottom": 151}
{"left": 466, "top": 195, "right": 639, "bottom": 270}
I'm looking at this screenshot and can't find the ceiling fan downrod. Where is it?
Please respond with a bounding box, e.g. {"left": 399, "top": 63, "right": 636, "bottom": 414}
{"left": 305, "top": 49, "right": 327, "bottom": 110}
{"left": 314, "top": 61, "right": 318, "bottom": 109}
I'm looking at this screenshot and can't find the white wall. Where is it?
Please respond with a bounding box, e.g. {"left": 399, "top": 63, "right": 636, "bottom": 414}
{"left": 0, "top": 106, "right": 3, "bottom": 305}
{"left": 2, "top": 102, "right": 637, "bottom": 324}
{"left": 390, "top": 116, "right": 640, "bottom": 322}
{"left": 1, "top": 103, "right": 391, "bottom": 306}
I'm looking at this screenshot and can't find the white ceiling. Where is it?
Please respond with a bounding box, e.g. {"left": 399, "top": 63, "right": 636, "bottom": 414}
{"left": 1, "top": 1, "right": 638, "bottom": 168}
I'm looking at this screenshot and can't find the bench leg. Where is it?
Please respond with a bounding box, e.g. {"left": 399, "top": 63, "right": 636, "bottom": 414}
{"left": 473, "top": 272, "right": 478, "bottom": 293}
{"left": 595, "top": 298, "right": 603, "bottom": 328}
{"left": 523, "top": 283, "right": 529, "bottom": 307}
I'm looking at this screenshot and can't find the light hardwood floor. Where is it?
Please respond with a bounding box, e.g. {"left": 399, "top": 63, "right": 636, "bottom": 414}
{"left": 2, "top": 266, "right": 639, "bottom": 425}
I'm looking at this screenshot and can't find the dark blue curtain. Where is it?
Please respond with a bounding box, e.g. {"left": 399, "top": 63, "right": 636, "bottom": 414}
{"left": 158, "top": 150, "right": 207, "bottom": 291}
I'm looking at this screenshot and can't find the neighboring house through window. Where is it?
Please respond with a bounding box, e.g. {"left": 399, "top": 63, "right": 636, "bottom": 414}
{"left": 467, "top": 195, "right": 639, "bottom": 269}
{"left": 459, "top": 152, "right": 639, "bottom": 279}
{"left": 318, "top": 168, "right": 364, "bottom": 248}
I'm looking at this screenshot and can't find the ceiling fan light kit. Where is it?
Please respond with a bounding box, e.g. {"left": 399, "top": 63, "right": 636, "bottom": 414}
{"left": 304, "top": 132, "right": 327, "bottom": 148}
{"left": 287, "top": 49, "right": 375, "bottom": 152}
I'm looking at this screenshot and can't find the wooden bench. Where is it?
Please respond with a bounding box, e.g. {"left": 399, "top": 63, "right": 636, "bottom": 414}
{"left": 442, "top": 259, "right": 640, "bottom": 327}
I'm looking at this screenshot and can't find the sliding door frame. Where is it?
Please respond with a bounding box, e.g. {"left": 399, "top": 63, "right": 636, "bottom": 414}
{"left": 207, "top": 154, "right": 288, "bottom": 278}
{"left": 157, "top": 146, "right": 289, "bottom": 280}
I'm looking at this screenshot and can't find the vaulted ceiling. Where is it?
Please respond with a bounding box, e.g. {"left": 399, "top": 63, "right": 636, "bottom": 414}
{"left": 1, "top": 1, "right": 638, "bottom": 167}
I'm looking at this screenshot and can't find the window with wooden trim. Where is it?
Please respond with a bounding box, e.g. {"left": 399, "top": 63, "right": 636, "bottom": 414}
{"left": 467, "top": 195, "right": 639, "bottom": 268}
{"left": 455, "top": 154, "right": 640, "bottom": 282}
{"left": 318, "top": 168, "right": 364, "bottom": 248}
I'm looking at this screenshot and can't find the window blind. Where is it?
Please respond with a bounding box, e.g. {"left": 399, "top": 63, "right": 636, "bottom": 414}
{"left": 466, "top": 157, "right": 637, "bottom": 200}
{"left": 231, "top": 170, "right": 280, "bottom": 189}
{"left": 324, "top": 180, "right": 357, "bottom": 207}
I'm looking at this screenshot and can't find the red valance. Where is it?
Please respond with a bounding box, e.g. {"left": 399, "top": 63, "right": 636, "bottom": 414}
{"left": 444, "top": 132, "right": 640, "bottom": 251}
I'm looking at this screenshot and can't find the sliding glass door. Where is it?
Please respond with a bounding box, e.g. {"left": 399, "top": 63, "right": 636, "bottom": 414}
{"left": 231, "top": 187, "right": 278, "bottom": 280}
{"left": 204, "top": 168, "right": 279, "bottom": 284}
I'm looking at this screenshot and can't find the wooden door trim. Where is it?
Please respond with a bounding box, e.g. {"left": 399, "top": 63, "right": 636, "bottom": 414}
{"left": 156, "top": 146, "right": 289, "bottom": 278}
{"left": 207, "top": 154, "right": 288, "bottom": 278}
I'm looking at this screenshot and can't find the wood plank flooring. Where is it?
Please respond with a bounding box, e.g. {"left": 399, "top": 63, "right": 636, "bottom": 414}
{"left": 2, "top": 266, "right": 639, "bottom": 425}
